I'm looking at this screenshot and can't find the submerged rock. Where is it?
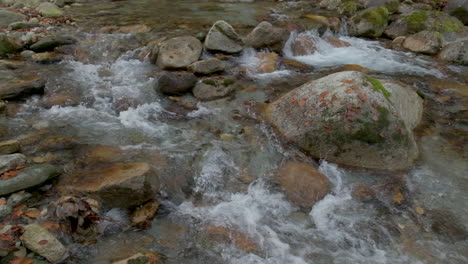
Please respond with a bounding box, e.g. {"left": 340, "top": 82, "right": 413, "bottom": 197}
{"left": 291, "top": 33, "right": 317, "bottom": 56}
{"left": 0, "top": 74, "right": 45, "bottom": 99}
{"left": 32, "top": 52, "right": 64, "bottom": 64}
{"left": 274, "top": 161, "right": 330, "bottom": 209}
{"left": 255, "top": 52, "right": 278, "bottom": 73}
{"left": 265, "top": 71, "right": 423, "bottom": 170}
{"left": 156, "top": 71, "right": 197, "bottom": 95}
{"left": 245, "top": 21, "right": 289, "bottom": 53}
{"left": 403, "top": 31, "right": 442, "bottom": 55}
{"left": 350, "top": 6, "right": 389, "bottom": 38}
{"left": 65, "top": 163, "right": 159, "bottom": 208}
{"left": 22, "top": 224, "right": 67, "bottom": 262}
{"left": 193, "top": 78, "right": 237, "bottom": 100}
{"left": 0, "top": 140, "right": 20, "bottom": 155}
{"left": 188, "top": 58, "right": 226, "bottom": 74}
{"left": 156, "top": 36, "right": 203, "bottom": 69}
{"left": 29, "top": 35, "right": 77, "bottom": 52}
{"left": 204, "top": 20, "right": 243, "bottom": 53}
{"left": 0, "top": 164, "right": 62, "bottom": 196}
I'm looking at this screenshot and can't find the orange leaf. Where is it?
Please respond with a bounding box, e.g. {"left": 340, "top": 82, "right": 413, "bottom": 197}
{"left": 299, "top": 98, "right": 307, "bottom": 107}
{"left": 23, "top": 211, "right": 40, "bottom": 219}
{"left": 341, "top": 79, "right": 353, "bottom": 84}
{"left": 20, "top": 259, "right": 34, "bottom": 264}
{"left": 289, "top": 98, "right": 298, "bottom": 104}
{"left": 41, "top": 221, "right": 62, "bottom": 232}
{"left": 39, "top": 240, "right": 48, "bottom": 245}
{"left": 393, "top": 193, "right": 404, "bottom": 205}
{"left": 345, "top": 88, "right": 354, "bottom": 93}
{"left": 0, "top": 198, "right": 6, "bottom": 206}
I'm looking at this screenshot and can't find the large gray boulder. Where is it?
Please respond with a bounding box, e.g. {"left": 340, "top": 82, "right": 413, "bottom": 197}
{"left": 0, "top": 10, "right": 26, "bottom": 29}
{"left": 22, "top": 224, "right": 67, "bottom": 263}
{"left": 204, "top": 20, "right": 243, "bottom": 53}
{"left": 438, "top": 40, "right": 468, "bottom": 65}
{"left": 156, "top": 71, "right": 197, "bottom": 95}
{"left": 350, "top": 6, "right": 389, "bottom": 38}
{"left": 403, "top": 31, "right": 442, "bottom": 55}
{"left": 245, "top": 21, "right": 289, "bottom": 53}
{"left": 156, "top": 36, "right": 202, "bottom": 69}
{"left": 0, "top": 164, "right": 62, "bottom": 196}
{"left": 265, "top": 71, "right": 423, "bottom": 170}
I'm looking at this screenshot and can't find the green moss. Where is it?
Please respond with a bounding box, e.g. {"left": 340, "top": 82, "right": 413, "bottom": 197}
{"left": 222, "top": 78, "right": 235, "bottom": 87}
{"left": 360, "top": 7, "right": 389, "bottom": 26}
{"left": 202, "top": 79, "right": 217, "bottom": 86}
{"left": 384, "top": 0, "right": 399, "bottom": 13}
{"left": 0, "top": 36, "right": 19, "bottom": 58}
{"left": 405, "top": 10, "right": 428, "bottom": 33}
{"left": 365, "top": 76, "right": 391, "bottom": 101}
{"left": 351, "top": 106, "right": 390, "bottom": 144}
{"left": 342, "top": 1, "right": 358, "bottom": 16}
{"left": 431, "top": 15, "right": 463, "bottom": 32}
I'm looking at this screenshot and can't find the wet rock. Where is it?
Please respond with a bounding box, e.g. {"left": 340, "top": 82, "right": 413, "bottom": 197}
{"left": 338, "top": 64, "right": 371, "bottom": 73}
{"left": 0, "top": 101, "right": 5, "bottom": 113}
{"left": 29, "top": 35, "right": 77, "bottom": 52}
{"left": 193, "top": 78, "right": 237, "bottom": 100}
{"left": 438, "top": 40, "right": 468, "bottom": 65}
{"left": 20, "top": 50, "right": 36, "bottom": 58}
{"left": 44, "top": 92, "right": 80, "bottom": 107}
{"left": 403, "top": 31, "right": 441, "bottom": 55}
{"left": 0, "top": 164, "right": 62, "bottom": 196}
{"left": 444, "top": 0, "right": 468, "bottom": 25}
{"left": 131, "top": 200, "right": 159, "bottom": 227}
{"left": 0, "top": 60, "right": 24, "bottom": 70}
{"left": 0, "top": 75, "right": 45, "bottom": 99}
{"left": 65, "top": 162, "right": 159, "bottom": 208}
{"left": 255, "top": 52, "right": 278, "bottom": 73}
{"left": 275, "top": 161, "right": 330, "bottom": 209}
{"left": 7, "top": 191, "right": 32, "bottom": 206}
{"left": 265, "top": 71, "right": 423, "bottom": 170}
{"left": 0, "top": 140, "right": 20, "bottom": 155}
{"left": 204, "top": 225, "right": 258, "bottom": 253}
{"left": 352, "top": 184, "right": 376, "bottom": 201}
{"left": 36, "top": 2, "right": 64, "bottom": 18}
{"left": 32, "top": 52, "right": 64, "bottom": 64}
{"left": 156, "top": 36, "right": 202, "bottom": 69}
{"left": 15, "top": 0, "right": 47, "bottom": 8}
{"left": 0, "top": 35, "right": 21, "bottom": 58}
{"left": 280, "top": 59, "right": 314, "bottom": 72}
{"left": 0, "top": 10, "right": 26, "bottom": 28}
{"left": 428, "top": 209, "right": 468, "bottom": 242}
{"left": 156, "top": 71, "right": 197, "bottom": 95}
{"left": 204, "top": 20, "right": 243, "bottom": 53}
{"left": 391, "top": 36, "right": 406, "bottom": 50}
{"left": 112, "top": 252, "right": 162, "bottom": 264}
{"left": 0, "top": 153, "right": 26, "bottom": 174}
{"left": 350, "top": 6, "right": 389, "bottom": 38}
{"left": 8, "top": 22, "right": 41, "bottom": 30}
{"left": 291, "top": 33, "right": 317, "bottom": 56}
{"left": 324, "top": 36, "right": 351, "bottom": 48}
{"left": 21, "top": 224, "right": 67, "bottom": 262}
{"left": 113, "top": 24, "right": 151, "bottom": 34}
{"left": 188, "top": 58, "right": 226, "bottom": 74}
{"left": 245, "top": 21, "right": 289, "bottom": 53}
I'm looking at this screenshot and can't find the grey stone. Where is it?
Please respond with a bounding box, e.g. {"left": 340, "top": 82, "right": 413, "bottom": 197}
{"left": 438, "top": 40, "right": 468, "bottom": 65}
{"left": 0, "top": 164, "right": 62, "bottom": 196}
{"left": 350, "top": 6, "right": 389, "bottom": 38}
{"left": 0, "top": 205, "right": 12, "bottom": 221}
{"left": 156, "top": 36, "right": 202, "bottom": 69}
{"left": 0, "top": 10, "right": 26, "bottom": 28}
{"left": 204, "top": 20, "right": 243, "bottom": 53}
{"left": 0, "top": 73, "right": 45, "bottom": 99}
{"left": 245, "top": 21, "right": 289, "bottom": 53}
{"left": 22, "top": 224, "right": 67, "bottom": 262}
{"left": 8, "top": 22, "right": 41, "bottom": 31}
{"left": 7, "top": 191, "right": 32, "bottom": 207}
{"left": 188, "top": 58, "right": 226, "bottom": 74}
{"left": 36, "top": 2, "right": 64, "bottom": 18}
{"left": 265, "top": 71, "right": 423, "bottom": 170}
{"left": 156, "top": 71, "right": 197, "bottom": 95}
{"left": 0, "top": 35, "right": 21, "bottom": 58}
{"left": 0, "top": 153, "right": 26, "bottom": 174}
{"left": 403, "top": 31, "right": 441, "bottom": 55}
{"left": 30, "top": 35, "right": 77, "bottom": 52}
{"left": 444, "top": 0, "right": 468, "bottom": 25}
{"left": 193, "top": 78, "right": 237, "bottom": 100}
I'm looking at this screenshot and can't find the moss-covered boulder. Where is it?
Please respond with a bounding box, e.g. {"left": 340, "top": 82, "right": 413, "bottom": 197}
{"left": 0, "top": 10, "right": 26, "bottom": 28}
{"left": 265, "top": 71, "right": 423, "bottom": 170}
{"left": 36, "top": 2, "right": 64, "bottom": 18}
{"left": 385, "top": 10, "right": 464, "bottom": 39}
{"left": 444, "top": 0, "right": 468, "bottom": 25}
{"left": 438, "top": 40, "right": 468, "bottom": 65}
{"left": 350, "top": 6, "right": 389, "bottom": 38}
{"left": 0, "top": 35, "right": 20, "bottom": 58}
{"left": 403, "top": 30, "right": 442, "bottom": 55}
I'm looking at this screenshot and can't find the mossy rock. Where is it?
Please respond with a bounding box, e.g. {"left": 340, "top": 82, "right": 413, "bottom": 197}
{"left": 351, "top": 6, "right": 389, "bottom": 38}
{"left": 404, "top": 10, "right": 463, "bottom": 34}
{"left": 0, "top": 35, "right": 20, "bottom": 58}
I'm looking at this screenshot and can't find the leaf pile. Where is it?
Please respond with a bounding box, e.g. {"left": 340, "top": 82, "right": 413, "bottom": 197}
{"left": 0, "top": 226, "right": 24, "bottom": 252}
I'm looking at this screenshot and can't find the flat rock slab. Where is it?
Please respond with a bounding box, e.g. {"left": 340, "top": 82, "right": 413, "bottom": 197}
{"left": 0, "top": 140, "right": 20, "bottom": 155}
{"left": 0, "top": 164, "right": 62, "bottom": 196}
{"left": 0, "top": 73, "right": 45, "bottom": 100}
{"left": 29, "top": 35, "right": 77, "bottom": 52}
{"left": 0, "top": 11, "right": 26, "bottom": 28}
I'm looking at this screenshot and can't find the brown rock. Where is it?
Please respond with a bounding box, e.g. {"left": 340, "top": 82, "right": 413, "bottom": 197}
{"left": 352, "top": 184, "right": 376, "bottom": 201}
{"left": 256, "top": 52, "right": 278, "bottom": 73}
{"left": 325, "top": 37, "right": 351, "bottom": 48}
{"left": 275, "top": 161, "right": 330, "bottom": 209}
{"left": 64, "top": 162, "right": 159, "bottom": 208}
{"left": 291, "top": 34, "right": 317, "bottom": 56}
{"left": 131, "top": 200, "right": 159, "bottom": 227}
{"left": 113, "top": 24, "right": 151, "bottom": 34}
{"left": 205, "top": 225, "right": 258, "bottom": 253}
{"left": 44, "top": 92, "right": 79, "bottom": 108}
{"left": 0, "top": 139, "right": 20, "bottom": 155}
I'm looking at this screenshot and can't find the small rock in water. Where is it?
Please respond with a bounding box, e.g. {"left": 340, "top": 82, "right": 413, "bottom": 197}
{"left": 204, "top": 20, "right": 243, "bottom": 53}
{"left": 193, "top": 77, "right": 237, "bottom": 101}
{"left": 256, "top": 52, "right": 279, "bottom": 73}
{"left": 352, "top": 184, "right": 376, "bottom": 201}
{"left": 0, "top": 164, "right": 62, "bottom": 196}
{"left": 245, "top": 21, "right": 289, "bottom": 53}
{"left": 20, "top": 50, "right": 36, "bottom": 58}
{"left": 156, "top": 71, "right": 197, "bottom": 95}
{"left": 274, "top": 161, "right": 330, "bottom": 210}
{"left": 113, "top": 24, "right": 151, "bottom": 34}
{"left": 324, "top": 36, "right": 351, "bottom": 48}
{"left": 131, "top": 200, "right": 159, "bottom": 227}
{"left": 0, "top": 35, "right": 21, "bottom": 58}
{"left": 188, "top": 58, "right": 226, "bottom": 75}
{"left": 403, "top": 31, "right": 442, "bottom": 55}
{"left": 438, "top": 40, "right": 468, "bottom": 65}
{"left": 32, "top": 52, "right": 64, "bottom": 64}
{"left": 0, "top": 140, "right": 20, "bottom": 155}
{"left": 415, "top": 206, "right": 425, "bottom": 215}
{"left": 156, "top": 36, "right": 203, "bottom": 69}
{"left": 29, "top": 35, "right": 77, "bottom": 53}
{"left": 21, "top": 224, "right": 67, "bottom": 263}
{"left": 291, "top": 33, "right": 317, "bottom": 56}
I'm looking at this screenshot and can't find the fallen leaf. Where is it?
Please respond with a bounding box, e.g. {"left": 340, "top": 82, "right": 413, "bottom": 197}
{"left": 299, "top": 98, "right": 307, "bottom": 107}
{"left": 341, "top": 79, "right": 353, "bottom": 84}
{"left": 23, "top": 210, "right": 40, "bottom": 219}
{"left": 38, "top": 240, "right": 48, "bottom": 245}
{"left": 393, "top": 193, "right": 404, "bottom": 205}
{"left": 323, "top": 125, "right": 332, "bottom": 132}
{"left": 290, "top": 98, "right": 298, "bottom": 105}
{"left": 345, "top": 88, "right": 355, "bottom": 93}
{"left": 0, "top": 198, "right": 6, "bottom": 206}
{"left": 415, "top": 206, "right": 425, "bottom": 215}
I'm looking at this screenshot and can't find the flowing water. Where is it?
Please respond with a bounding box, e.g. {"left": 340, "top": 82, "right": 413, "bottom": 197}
{"left": 2, "top": 0, "right": 467, "bottom": 263}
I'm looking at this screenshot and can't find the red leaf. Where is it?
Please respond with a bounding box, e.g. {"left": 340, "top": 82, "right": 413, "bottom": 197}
{"left": 323, "top": 125, "right": 331, "bottom": 132}
{"left": 341, "top": 79, "right": 353, "bottom": 84}
{"left": 39, "top": 240, "right": 48, "bottom": 245}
